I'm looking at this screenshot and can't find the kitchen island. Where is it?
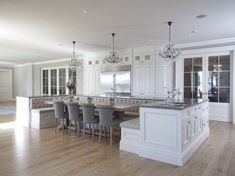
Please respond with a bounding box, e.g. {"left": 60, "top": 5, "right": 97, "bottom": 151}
{"left": 120, "top": 99, "right": 209, "bottom": 166}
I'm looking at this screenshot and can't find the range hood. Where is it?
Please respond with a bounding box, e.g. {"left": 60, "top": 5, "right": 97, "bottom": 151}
{"left": 101, "top": 64, "right": 131, "bottom": 73}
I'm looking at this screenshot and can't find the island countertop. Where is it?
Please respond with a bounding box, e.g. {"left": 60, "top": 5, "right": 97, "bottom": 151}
{"left": 140, "top": 98, "right": 209, "bottom": 110}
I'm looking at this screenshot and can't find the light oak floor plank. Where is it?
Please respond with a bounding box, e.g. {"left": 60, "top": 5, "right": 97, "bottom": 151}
{"left": 0, "top": 117, "right": 235, "bottom": 176}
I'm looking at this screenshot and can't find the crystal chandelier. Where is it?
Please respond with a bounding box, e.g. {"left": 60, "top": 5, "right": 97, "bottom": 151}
{"left": 103, "top": 33, "right": 122, "bottom": 64}
{"left": 159, "top": 21, "right": 181, "bottom": 62}
{"left": 68, "top": 41, "right": 81, "bottom": 71}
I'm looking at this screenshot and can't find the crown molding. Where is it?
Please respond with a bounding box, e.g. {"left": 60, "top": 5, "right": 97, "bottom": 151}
{"left": 176, "top": 37, "right": 235, "bottom": 49}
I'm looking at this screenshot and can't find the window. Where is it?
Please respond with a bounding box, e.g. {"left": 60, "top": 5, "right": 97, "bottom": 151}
{"left": 184, "top": 57, "right": 203, "bottom": 99}
{"left": 42, "top": 70, "right": 49, "bottom": 95}
{"left": 68, "top": 68, "right": 76, "bottom": 95}
{"left": 208, "top": 55, "right": 230, "bottom": 103}
{"left": 50, "top": 69, "right": 57, "bottom": 95}
{"left": 41, "top": 67, "right": 77, "bottom": 96}
{"left": 58, "top": 68, "right": 66, "bottom": 95}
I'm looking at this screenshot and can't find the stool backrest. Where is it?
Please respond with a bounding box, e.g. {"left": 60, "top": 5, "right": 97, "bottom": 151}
{"left": 53, "top": 100, "right": 64, "bottom": 119}
{"left": 81, "top": 103, "right": 96, "bottom": 123}
{"left": 67, "top": 102, "right": 80, "bottom": 121}
{"left": 96, "top": 105, "right": 113, "bottom": 127}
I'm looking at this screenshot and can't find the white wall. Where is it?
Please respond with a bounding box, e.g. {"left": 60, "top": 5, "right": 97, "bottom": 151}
{"left": 13, "top": 64, "right": 33, "bottom": 97}
{"left": 0, "top": 68, "right": 13, "bottom": 100}
{"left": 13, "top": 60, "right": 84, "bottom": 97}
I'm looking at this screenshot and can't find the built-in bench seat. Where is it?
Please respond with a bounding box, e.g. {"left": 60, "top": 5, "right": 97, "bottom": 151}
{"left": 31, "top": 107, "right": 56, "bottom": 129}
{"left": 120, "top": 118, "right": 140, "bottom": 154}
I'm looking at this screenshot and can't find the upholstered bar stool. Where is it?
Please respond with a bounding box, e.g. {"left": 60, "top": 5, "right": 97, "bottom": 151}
{"left": 53, "top": 100, "right": 67, "bottom": 134}
{"left": 80, "top": 103, "right": 99, "bottom": 140}
{"left": 96, "top": 105, "right": 122, "bottom": 145}
{"left": 67, "top": 102, "right": 83, "bottom": 136}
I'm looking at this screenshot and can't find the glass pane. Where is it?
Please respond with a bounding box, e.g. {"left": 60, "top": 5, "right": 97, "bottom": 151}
{"left": 68, "top": 68, "right": 76, "bottom": 95}
{"left": 208, "top": 72, "right": 219, "bottom": 87}
{"left": 192, "top": 87, "right": 202, "bottom": 99}
{"left": 219, "top": 88, "right": 230, "bottom": 103}
{"left": 42, "top": 70, "right": 49, "bottom": 95}
{"left": 184, "top": 73, "right": 192, "bottom": 87}
{"left": 208, "top": 87, "right": 218, "bottom": 102}
{"left": 209, "top": 56, "right": 218, "bottom": 71}
{"left": 193, "top": 57, "right": 202, "bottom": 72}
{"left": 184, "top": 58, "right": 192, "bottom": 72}
{"left": 219, "top": 72, "right": 230, "bottom": 87}
{"left": 184, "top": 87, "right": 192, "bottom": 98}
{"left": 193, "top": 72, "right": 202, "bottom": 87}
{"left": 50, "top": 69, "right": 57, "bottom": 95}
{"left": 219, "top": 55, "right": 230, "bottom": 71}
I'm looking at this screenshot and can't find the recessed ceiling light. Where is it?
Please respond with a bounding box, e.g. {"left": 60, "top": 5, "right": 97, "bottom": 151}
{"left": 196, "top": 14, "right": 207, "bottom": 19}
{"left": 57, "top": 43, "right": 63, "bottom": 46}
{"left": 191, "top": 30, "right": 198, "bottom": 33}
{"left": 82, "top": 10, "right": 87, "bottom": 14}
{"left": 149, "top": 39, "right": 153, "bottom": 42}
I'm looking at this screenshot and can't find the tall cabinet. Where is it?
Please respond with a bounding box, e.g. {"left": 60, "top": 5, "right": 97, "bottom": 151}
{"left": 85, "top": 59, "right": 101, "bottom": 95}
{"left": 132, "top": 51, "right": 155, "bottom": 97}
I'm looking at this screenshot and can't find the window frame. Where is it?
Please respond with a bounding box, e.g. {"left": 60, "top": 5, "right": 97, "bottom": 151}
{"left": 40, "top": 66, "right": 77, "bottom": 96}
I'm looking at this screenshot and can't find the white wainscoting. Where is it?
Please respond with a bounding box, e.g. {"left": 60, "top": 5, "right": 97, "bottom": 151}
{"left": 209, "top": 103, "right": 231, "bottom": 122}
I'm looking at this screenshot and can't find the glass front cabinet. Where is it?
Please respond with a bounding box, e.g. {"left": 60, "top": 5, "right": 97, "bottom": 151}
{"left": 41, "top": 67, "right": 77, "bottom": 96}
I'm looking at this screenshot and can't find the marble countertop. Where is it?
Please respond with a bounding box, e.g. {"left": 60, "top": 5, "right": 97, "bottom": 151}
{"left": 140, "top": 99, "right": 208, "bottom": 110}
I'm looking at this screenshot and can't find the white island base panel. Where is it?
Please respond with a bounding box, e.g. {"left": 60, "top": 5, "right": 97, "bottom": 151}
{"left": 120, "top": 101, "right": 209, "bottom": 166}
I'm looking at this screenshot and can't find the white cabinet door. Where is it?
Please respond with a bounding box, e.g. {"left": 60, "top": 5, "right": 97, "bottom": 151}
{"left": 86, "top": 62, "right": 101, "bottom": 95}
{"left": 142, "top": 64, "right": 154, "bottom": 97}
{"left": 94, "top": 66, "right": 100, "bottom": 94}
{"left": 132, "top": 64, "right": 154, "bottom": 97}
{"left": 182, "top": 118, "right": 192, "bottom": 149}
{"left": 87, "top": 66, "right": 95, "bottom": 94}
{"left": 132, "top": 65, "right": 142, "bottom": 96}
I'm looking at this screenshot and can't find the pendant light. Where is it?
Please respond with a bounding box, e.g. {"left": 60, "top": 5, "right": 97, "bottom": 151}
{"left": 68, "top": 41, "right": 81, "bottom": 71}
{"left": 159, "top": 21, "right": 181, "bottom": 62}
{"left": 103, "top": 33, "right": 122, "bottom": 64}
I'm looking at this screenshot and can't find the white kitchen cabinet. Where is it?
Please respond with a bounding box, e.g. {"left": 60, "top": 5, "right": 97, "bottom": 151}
{"left": 120, "top": 100, "right": 209, "bottom": 166}
{"left": 182, "top": 101, "right": 209, "bottom": 150}
{"left": 132, "top": 64, "right": 154, "bottom": 97}
{"left": 132, "top": 51, "right": 154, "bottom": 97}
{"left": 85, "top": 60, "right": 101, "bottom": 95}
{"left": 182, "top": 117, "right": 192, "bottom": 149}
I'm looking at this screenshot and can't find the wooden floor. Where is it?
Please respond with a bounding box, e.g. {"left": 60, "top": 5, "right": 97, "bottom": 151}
{"left": 0, "top": 115, "right": 235, "bottom": 176}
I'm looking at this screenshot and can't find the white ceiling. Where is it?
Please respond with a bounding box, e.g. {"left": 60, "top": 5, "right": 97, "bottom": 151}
{"left": 0, "top": 0, "right": 235, "bottom": 65}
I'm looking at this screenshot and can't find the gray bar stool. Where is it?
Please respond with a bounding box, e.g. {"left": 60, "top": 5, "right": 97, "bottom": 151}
{"left": 96, "top": 105, "right": 122, "bottom": 145}
{"left": 67, "top": 102, "right": 83, "bottom": 136}
{"left": 80, "top": 103, "right": 99, "bottom": 140}
{"left": 53, "top": 100, "right": 67, "bottom": 134}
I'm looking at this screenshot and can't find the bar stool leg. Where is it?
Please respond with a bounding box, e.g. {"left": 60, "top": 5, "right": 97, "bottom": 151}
{"left": 89, "top": 123, "right": 92, "bottom": 136}
{"left": 83, "top": 122, "right": 86, "bottom": 137}
{"left": 77, "top": 121, "right": 80, "bottom": 136}
{"left": 99, "top": 125, "right": 102, "bottom": 143}
{"left": 92, "top": 124, "right": 95, "bottom": 141}
{"left": 55, "top": 119, "right": 57, "bottom": 133}
{"left": 61, "top": 119, "right": 64, "bottom": 135}
{"left": 110, "top": 126, "right": 113, "bottom": 146}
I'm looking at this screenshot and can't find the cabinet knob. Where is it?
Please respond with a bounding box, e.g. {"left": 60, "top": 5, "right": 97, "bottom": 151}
{"left": 195, "top": 116, "right": 198, "bottom": 119}
{"left": 188, "top": 121, "right": 191, "bottom": 124}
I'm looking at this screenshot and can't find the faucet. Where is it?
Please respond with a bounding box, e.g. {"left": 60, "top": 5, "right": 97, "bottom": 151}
{"left": 166, "top": 89, "right": 177, "bottom": 104}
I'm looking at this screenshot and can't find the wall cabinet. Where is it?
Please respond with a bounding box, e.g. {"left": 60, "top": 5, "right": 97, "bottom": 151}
{"left": 132, "top": 52, "right": 154, "bottom": 97}
{"left": 85, "top": 60, "right": 100, "bottom": 95}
